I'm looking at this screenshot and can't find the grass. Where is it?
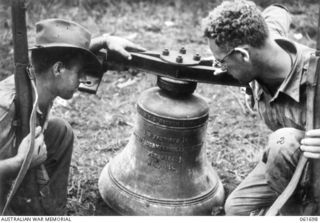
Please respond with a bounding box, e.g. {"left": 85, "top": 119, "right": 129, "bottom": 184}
{"left": 0, "top": 0, "right": 318, "bottom": 215}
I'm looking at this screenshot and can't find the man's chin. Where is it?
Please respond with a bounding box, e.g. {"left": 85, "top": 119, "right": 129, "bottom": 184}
{"left": 60, "top": 92, "right": 74, "bottom": 100}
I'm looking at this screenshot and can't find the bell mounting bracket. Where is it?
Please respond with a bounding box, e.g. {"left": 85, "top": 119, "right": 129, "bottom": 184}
{"left": 78, "top": 47, "right": 245, "bottom": 94}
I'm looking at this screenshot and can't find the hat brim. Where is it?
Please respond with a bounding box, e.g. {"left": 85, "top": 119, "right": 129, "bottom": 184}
{"left": 29, "top": 43, "right": 102, "bottom": 76}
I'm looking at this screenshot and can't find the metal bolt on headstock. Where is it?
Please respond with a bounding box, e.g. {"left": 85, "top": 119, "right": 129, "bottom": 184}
{"left": 179, "top": 47, "right": 186, "bottom": 54}
{"left": 193, "top": 54, "right": 201, "bottom": 61}
{"left": 176, "top": 55, "right": 183, "bottom": 63}
{"left": 162, "top": 49, "right": 170, "bottom": 56}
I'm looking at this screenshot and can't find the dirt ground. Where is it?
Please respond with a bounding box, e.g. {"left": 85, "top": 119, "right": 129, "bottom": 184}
{"left": 0, "top": 0, "right": 319, "bottom": 216}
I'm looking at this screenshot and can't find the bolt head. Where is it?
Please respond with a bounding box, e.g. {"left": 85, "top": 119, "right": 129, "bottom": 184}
{"left": 176, "top": 55, "right": 183, "bottom": 63}
{"left": 179, "top": 47, "right": 186, "bottom": 54}
{"left": 193, "top": 54, "right": 201, "bottom": 61}
{"left": 162, "top": 49, "right": 170, "bottom": 56}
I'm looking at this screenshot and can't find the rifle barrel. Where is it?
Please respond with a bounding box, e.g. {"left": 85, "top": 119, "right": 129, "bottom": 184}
{"left": 12, "top": 0, "right": 32, "bottom": 143}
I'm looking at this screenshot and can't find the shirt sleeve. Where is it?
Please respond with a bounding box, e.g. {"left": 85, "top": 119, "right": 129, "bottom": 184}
{"left": 262, "top": 4, "right": 292, "bottom": 38}
{"left": 0, "top": 76, "right": 17, "bottom": 159}
{"left": 0, "top": 103, "right": 16, "bottom": 160}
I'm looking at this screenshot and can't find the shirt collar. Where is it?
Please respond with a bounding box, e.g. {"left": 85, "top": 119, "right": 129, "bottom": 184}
{"left": 269, "top": 38, "right": 303, "bottom": 103}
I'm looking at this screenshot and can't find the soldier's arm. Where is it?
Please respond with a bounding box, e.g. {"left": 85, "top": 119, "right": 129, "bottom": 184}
{"left": 0, "top": 156, "right": 23, "bottom": 180}
{"left": 0, "top": 155, "right": 23, "bottom": 212}
{"left": 0, "top": 126, "right": 46, "bottom": 181}
{"left": 89, "top": 34, "right": 145, "bottom": 60}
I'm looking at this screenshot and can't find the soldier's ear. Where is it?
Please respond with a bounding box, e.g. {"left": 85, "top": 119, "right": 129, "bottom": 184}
{"left": 234, "top": 46, "right": 250, "bottom": 62}
{"left": 52, "top": 61, "right": 65, "bottom": 77}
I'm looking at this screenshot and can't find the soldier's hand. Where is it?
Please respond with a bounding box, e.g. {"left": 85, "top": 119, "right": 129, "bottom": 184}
{"left": 16, "top": 126, "right": 47, "bottom": 168}
{"left": 300, "top": 129, "right": 320, "bottom": 159}
{"left": 104, "top": 35, "right": 146, "bottom": 60}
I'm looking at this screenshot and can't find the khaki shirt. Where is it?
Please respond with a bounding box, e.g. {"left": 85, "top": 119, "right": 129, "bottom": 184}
{"left": 0, "top": 75, "right": 50, "bottom": 161}
{"left": 0, "top": 75, "right": 17, "bottom": 160}
{"left": 252, "top": 5, "right": 314, "bottom": 131}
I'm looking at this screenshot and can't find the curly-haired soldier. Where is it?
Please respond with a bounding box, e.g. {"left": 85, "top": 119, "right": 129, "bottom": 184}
{"left": 203, "top": 0, "right": 269, "bottom": 50}
{"left": 203, "top": 0, "right": 320, "bottom": 215}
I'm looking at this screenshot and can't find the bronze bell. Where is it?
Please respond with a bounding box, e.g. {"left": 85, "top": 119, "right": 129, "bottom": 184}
{"left": 99, "top": 77, "right": 225, "bottom": 215}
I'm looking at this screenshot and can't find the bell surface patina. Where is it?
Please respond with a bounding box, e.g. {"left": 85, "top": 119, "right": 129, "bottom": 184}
{"left": 99, "top": 77, "right": 224, "bottom": 215}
